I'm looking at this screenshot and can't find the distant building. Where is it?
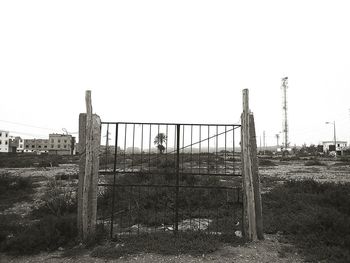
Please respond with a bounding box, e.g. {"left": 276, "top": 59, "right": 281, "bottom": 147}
{"left": 99, "top": 145, "right": 122, "bottom": 155}
{"left": 322, "top": 141, "right": 347, "bottom": 156}
{"left": 24, "top": 139, "right": 49, "bottom": 153}
{"left": 9, "top": 136, "right": 24, "bottom": 153}
{"left": 0, "top": 130, "right": 10, "bottom": 153}
{"left": 48, "top": 134, "right": 75, "bottom": 155}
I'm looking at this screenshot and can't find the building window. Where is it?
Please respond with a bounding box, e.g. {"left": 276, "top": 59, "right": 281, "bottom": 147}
{"left": 32, "top": 145, "right": 35, "bottom": 148}
{"left": 0, "top": 140, "right": 2, "bottom": 145}
{"left": 64, "top": 145, "right": 67, "bottom": 148}
{"left": 38, "top": 145, "right": 41, "bottom": 148}
{"left": 5, "top": 141, "right": 8, "bottom": 145}
{"left": 44, "top": 145, "right": 47, "bottom": 148}
{"left": 51, "top": 139, "right": 54, "bottom": 143}
{"left": 64, "top": 140, "right": 67, "bottom": 143}
{"left": 58, "top": 144, "right": 61, "bottom": 148}
{"left": 58, "top": 139, "right": 61, "bottom": 143}
{"left": 51, "top": 145, "right": 54, "bottom": 148}
{"left": 20, "top": 144, "right": 23, "bottom": 148}
{"left": 5, "top": 133, "right": 8, "bottom": 137}
{"left": 26, "top": 145, "right": 29, "bottom": 148}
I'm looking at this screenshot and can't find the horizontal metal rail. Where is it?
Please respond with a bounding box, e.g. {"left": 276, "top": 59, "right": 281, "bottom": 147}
{"left": 99, "top": 171, "right": 242, "bottom": 177}
{"left": 97, "top": 183, "right": 241, "bottom": 190}
{"left": 101, "top": 121, "right": 241, "bottom": 127}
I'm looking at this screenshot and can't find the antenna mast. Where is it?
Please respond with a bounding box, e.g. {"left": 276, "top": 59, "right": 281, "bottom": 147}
{"left": 281, "top": 77, "right": 289, "bottom": 150}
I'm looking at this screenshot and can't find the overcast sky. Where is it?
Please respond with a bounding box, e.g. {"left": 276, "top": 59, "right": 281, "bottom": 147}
{"left": 1, "top": 0, "right": 350, "bottom": 146}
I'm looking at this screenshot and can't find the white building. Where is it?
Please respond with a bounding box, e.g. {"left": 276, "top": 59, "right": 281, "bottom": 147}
{"left": 322, "top": 141, "right": 347, "bottom": 155}
{"left": 0, "top": 130, "right": 10, "bottom": 153}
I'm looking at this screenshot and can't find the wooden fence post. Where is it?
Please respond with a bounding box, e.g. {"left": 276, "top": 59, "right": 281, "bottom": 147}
{"left": 78, "top": 113, "right": 86, "bottom": 240}
{"left": 241, "top": 89, "right": 263, "bottom": 241}
{"left": 78, "top": 90, "right": 101, "bottom": 241}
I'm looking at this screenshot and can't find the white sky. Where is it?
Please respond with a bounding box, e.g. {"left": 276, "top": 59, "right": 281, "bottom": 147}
{"left": 1, "top": 0, "right": 350, "bottom": 146}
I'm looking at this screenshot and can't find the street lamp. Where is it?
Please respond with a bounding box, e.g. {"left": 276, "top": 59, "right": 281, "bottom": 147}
{"left": 325, "top": 121, "right": 336, "bottom": 155}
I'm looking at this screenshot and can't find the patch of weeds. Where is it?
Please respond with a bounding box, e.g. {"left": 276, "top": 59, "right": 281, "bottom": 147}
{"left": 0, "top": 173, "right": 34, "bottom": 211}
{"left": 91, "top": 232, "right": 244, "bottom": 259}
{"left": 258, "top": 159, "right": 276, "bottom": 166}
{"left": 31, "top": 178, "right": 76, "bottom": 218}
{"left": 332, "top": 162, "right": 350, "bottom": 167}
{"left": 263, "top": 179, "right": 350, "bottom": 262}
{"left": 0, "top": 154, "right": 75, "bottom": 168}
{"left": 304, "top": 159, "right": 325, "bottom": 166}
{"left": 278, "top": 244, "right": 298, "bottom": 258}
{"left": 0, "top": 214, "right": 24, "bottom": 247}
{"left": 0, "top": 173, "right": 33, "bottom": 192}
{"left": 2, "top": 214, "right": 77, "bottom": 255}
{"left": 54, "top": 173, "right": 79, "bottom": 180}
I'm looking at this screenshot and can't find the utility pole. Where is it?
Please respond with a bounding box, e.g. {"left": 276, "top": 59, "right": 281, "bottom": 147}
{"left": 263, "top": 131, "right": 266, "bottom": 155}
{"left": 275, "top": 134, "right": 280, "bottom": 149}
{"left": 259, "top": 136, "right": 262, "bottom": 154}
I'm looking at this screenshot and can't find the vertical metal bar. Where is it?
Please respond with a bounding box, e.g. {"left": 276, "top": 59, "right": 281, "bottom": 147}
{"left": 216, "top": 205, "right": 219, "bottom": 234}
{"left": 105, "top": 124, "right": 109, "bottom": 171}
{"left": 182, "top": 125, "right": 185, "bottom": 173}
{"left": 175, "top": 124, "right": 180, "bottom": 234}
{"left": 199, "top": 125, "right": 201, "bottom": 175}
{"left": 207, "top": 125, "right": 210, "bottom": 174}
{"left": 216, "top": 125, "right": 218, "bottom": 174}
{"left": 128, "top": 186, "right": 132, "bottom": 236}
{"left": 124, "top": 124, "right": 127, "bottom": 171}
{"left": 149, "top": 125, "right": 152, "bottom": 173}
{"left": 233, "top": 127, "right": 235, "bottom": 174}
{"left": 140, "top": 124, "right": 144, "bottom": 171}
{"left": 156, "top": 124, "right": 160, "bottom": 167}
{"left": 190, "top": 125, "right": 193, "bottom": 174}
{"left": 132, "top": 124, "right": 135, "bottom": 172}
{"left": 137, "top": 186, "right": 140, "bottom": 235}
{"left": 225, "top": 126, "right": 227, "bottom": 174}
{"left": 155, "top": 186, "right": 158, "bottom": 232}
{"left": 110, "top": 123, "right": 119, "bottom": 239}
{"left": 174, "top": 125, "right": 176, "bottom": 171}
{"left": 165, "top": 124, "right": 168, "bottom": 164}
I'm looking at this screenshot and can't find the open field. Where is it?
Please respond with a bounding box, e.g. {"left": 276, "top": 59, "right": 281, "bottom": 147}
{"left": 0, "top": 156, "right": 350, "bottom": 262}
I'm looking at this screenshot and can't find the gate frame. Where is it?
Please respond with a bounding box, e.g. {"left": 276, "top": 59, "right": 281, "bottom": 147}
{"left": 77, "top": 89, "right": 263, "bottom": 242}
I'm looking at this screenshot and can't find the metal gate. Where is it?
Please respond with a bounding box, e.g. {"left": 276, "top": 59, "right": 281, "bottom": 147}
{"left": 97, "top": 122, "right": 242, "bottom": 238}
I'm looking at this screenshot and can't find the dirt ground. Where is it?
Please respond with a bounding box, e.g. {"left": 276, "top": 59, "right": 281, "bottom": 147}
{"left": 0, "top": 234, "right": 303, "bottom": 263}
{"left": 1, "top": 159, "right": 349, "bottom": 263}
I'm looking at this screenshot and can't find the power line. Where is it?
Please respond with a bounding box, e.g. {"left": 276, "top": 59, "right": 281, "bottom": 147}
{"left": 0, "top": 119, "right": 60, "bottom": 131}
{"left": 5, "top": 130, "right": 48, "bottom": 138}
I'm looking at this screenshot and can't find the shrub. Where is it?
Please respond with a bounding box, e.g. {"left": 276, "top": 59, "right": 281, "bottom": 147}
{"left": 32, "top": 178, "right": 76, "bottom": 217}
{"left": 263, "top": 180, "right": 350, "bottom": 262}
{"left": 3, "top": 214, "right": 77, "bottom": 255}
{"left": 0, "top": 173, "right": 32, "bottom": 192}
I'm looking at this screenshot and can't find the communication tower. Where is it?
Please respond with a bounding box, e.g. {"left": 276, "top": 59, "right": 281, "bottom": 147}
{"left": 281, "top": 77, "right": 289, "bottom": 150}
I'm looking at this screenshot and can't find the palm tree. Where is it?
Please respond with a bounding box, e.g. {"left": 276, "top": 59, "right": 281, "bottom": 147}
{"left": 154, "top": 133, "right": 167, "bottom": 154}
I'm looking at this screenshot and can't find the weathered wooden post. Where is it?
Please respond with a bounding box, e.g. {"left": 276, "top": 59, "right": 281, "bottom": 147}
{"left": 241, "top": 89, "right": 263, "bottom": 241}
{"left": 78, "top": 90, "right": 101, "bottom": 241}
